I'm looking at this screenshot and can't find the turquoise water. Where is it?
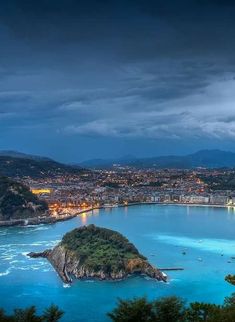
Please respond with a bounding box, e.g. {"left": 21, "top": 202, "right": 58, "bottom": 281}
{"left": 1, "top": 205, "right": 235, "bottom": 321}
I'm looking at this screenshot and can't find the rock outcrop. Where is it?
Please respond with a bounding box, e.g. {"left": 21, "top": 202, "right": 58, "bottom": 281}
{"left": 28, "top": 225, "right": 167, "bottom": 284}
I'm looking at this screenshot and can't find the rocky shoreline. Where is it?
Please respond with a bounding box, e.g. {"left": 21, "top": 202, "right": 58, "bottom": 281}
{"left": 28, "top": 246, "right": 167, "bottom": 283}
{"left": 0, "top": 215, "right": 57, "bottom": 227}
{"left": 28, "top": 225, "right": 167, "bottom": 284}
{"left": 0, "top": 210, "right": 83, "bottom": 227}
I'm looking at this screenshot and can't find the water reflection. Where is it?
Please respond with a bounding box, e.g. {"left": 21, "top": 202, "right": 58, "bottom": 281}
{"left": 80, "top": 212, "right": 87, "bottom": 225}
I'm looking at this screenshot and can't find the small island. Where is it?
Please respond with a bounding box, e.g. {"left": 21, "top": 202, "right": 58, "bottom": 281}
{"left": 225, "top": 274, "right": 235, "bottom": 285}
{"left": 28, "top": 224, "right": 167, "bottom": 283}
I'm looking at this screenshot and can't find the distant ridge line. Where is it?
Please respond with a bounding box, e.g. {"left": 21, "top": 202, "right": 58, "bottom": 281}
{"left": 79, "top": 149, "right": 235, "bottom": 169}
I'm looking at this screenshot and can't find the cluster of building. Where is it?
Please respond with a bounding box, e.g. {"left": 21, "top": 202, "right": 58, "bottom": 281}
{"left": 19, "top": 166, "right": 235, "bottom": 216}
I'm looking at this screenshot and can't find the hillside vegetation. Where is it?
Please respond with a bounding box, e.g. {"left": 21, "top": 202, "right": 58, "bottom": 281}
{"left": 199, "top": 172, "right": 235, "bottom": 190}
{"left": 0, "top": 176, "right": 48, "bottom": 220}
{"left": 0, "top": 156, "right": 85, "bottom": 178}
{"left": 61, "top": 224, "right": 146, "bottom": 273}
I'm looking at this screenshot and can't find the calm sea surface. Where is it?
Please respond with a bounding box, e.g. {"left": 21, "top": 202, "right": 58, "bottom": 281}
{"left": 1, "top": 205, "right": 235, "bottom": 321}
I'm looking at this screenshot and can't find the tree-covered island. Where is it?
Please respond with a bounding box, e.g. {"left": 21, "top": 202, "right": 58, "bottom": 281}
{"left": 28, "top": 224, "right": 167, "bottom": 283}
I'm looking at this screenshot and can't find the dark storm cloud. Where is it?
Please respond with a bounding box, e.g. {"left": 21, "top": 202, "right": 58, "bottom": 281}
{"left": 1, "top": 0, "right": 235, "bottom": 58}
{"left": 1, "top": 0, "right": 235, "bottom": 160}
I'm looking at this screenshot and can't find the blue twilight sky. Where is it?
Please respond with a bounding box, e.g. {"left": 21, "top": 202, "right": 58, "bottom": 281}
{"left": 1, "top": 0, "right": 235, "bottom": 162}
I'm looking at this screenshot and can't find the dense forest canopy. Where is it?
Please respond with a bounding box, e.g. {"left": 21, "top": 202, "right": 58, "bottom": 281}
{"left": 61, "top": 225, "right": 146, "bottom": 273}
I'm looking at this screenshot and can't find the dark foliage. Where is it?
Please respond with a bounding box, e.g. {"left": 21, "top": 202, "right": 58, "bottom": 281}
{"left": 200, "top": 172, "right": 235, "bottom": 190}
{"left": 0, "top": 176, "right": 48, "bottom": 220}
{"left": 108, "top": 294, "right": 235, "bottom": 322}
{"left": 61, "top": 224, "right": 146, "bottom": 273}
{"left": 0, "top": 156, "right": 84, "bottom": 179}
{"left": 225, "top": 274, "right": 235, "bottom": 285}
{"left": 0, "top": 305, "right": 63, "bottom": 322}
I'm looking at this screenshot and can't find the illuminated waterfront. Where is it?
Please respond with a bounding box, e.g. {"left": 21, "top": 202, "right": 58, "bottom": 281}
{"left": 0, "top": 204, "right": 235, "bottom": 321}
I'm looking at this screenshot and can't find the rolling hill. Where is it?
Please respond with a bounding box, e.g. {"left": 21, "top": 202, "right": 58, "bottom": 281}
{"left": 80, "top": 150, "right": 235, "bottom": 169}
{"left": 0, "top": 176, "right": 48, "bottom": 221}
{"left": 0, "top": 155, "right": 86, "bottom": 178}
{"left": 0, "top": 150, "right": 52, "bottom": 161}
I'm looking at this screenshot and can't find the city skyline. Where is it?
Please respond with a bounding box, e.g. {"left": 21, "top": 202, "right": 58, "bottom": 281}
{"left": 1, "top": 0, "right": 235, "bottom": 162}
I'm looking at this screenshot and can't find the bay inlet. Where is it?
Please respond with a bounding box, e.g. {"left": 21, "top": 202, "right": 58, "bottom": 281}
{"left": 0, "top": 204, "right": 235, "bottom": 321}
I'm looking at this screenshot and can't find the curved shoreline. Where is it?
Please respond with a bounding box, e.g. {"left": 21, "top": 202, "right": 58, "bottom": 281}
{"left": 116, "top": 202, "right": 230, "bottom": 209}
{"left": 0, "top": 202, "right": 231, "bottom": 228}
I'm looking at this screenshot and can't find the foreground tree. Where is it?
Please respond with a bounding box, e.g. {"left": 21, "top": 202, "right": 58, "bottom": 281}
{"left": 152, "top": 296, "right": 185, "bottom": 322}
{"left": 0, "top": 305, "right": 64, "bottom": 322}
{"left": 185, "top": 302, "right": 221, "bottom": 322}
{"left": 108, "top": 295, "right": 235, "bottom": 322}
{"left": 42, "top": 305, "right": 64, "bottom": 322}
{"left": 0, "top": 309, "right": 13, "bottom": 322}
{"left": 220, "top": 293, "right": 235, "bottom": 322}
{"left": 108, "top": 296, "right": 186, "bottom": 322}
{"left": 13, "top": 306, "right": 42, "bottom": 322}
{"left": 107, "top": 298, "right": 154, "bottom": 322}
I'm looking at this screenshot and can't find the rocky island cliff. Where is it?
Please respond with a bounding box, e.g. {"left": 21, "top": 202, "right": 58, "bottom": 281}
{"left": 28, "top": 224, "right": 167, "bottom": 283}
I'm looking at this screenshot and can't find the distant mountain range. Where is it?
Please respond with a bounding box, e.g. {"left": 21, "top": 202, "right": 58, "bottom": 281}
{"left": 79, "top": 150, "right": 235, "bottom": 169}
{"left": 1, "top": 149, "right": 235, "bottom": 176}
{"left": 0, "top": 150, "right": 52, "bottom": 161}
{"left": 0, "top": 151, "right": 86, "bottom": 178}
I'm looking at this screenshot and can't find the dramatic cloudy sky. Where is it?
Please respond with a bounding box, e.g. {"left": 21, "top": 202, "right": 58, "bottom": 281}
{"left": 1, "top": 0, "right": 235, "bottom": 162}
